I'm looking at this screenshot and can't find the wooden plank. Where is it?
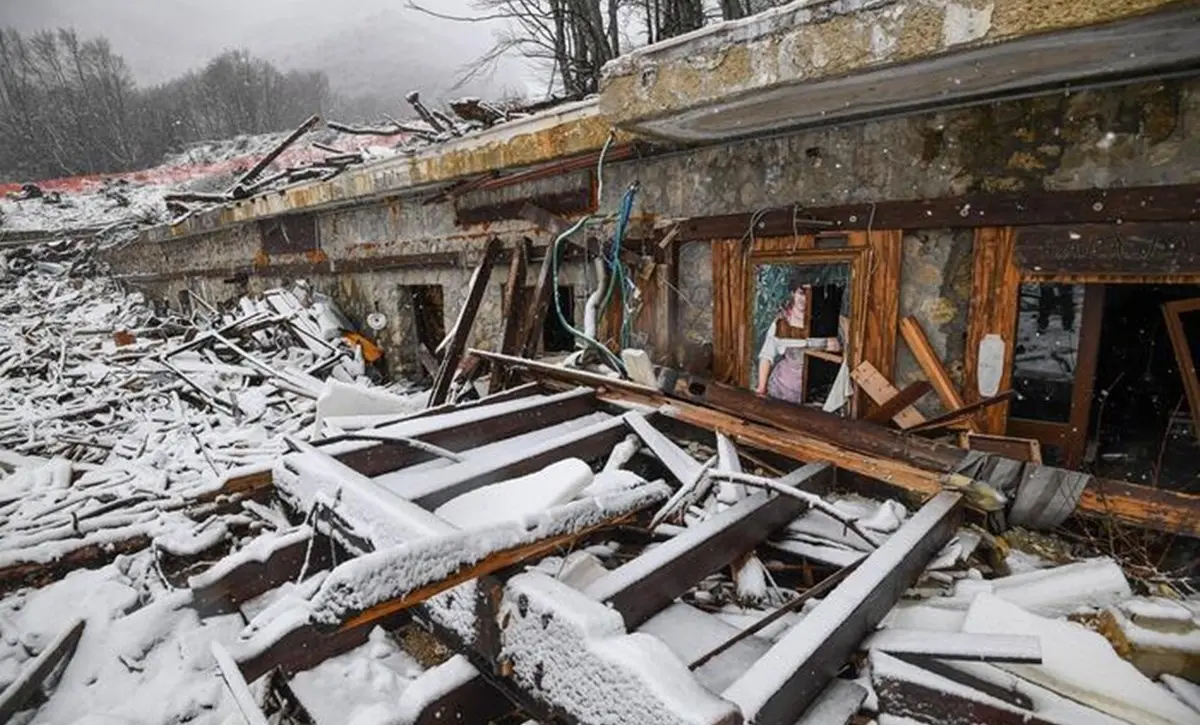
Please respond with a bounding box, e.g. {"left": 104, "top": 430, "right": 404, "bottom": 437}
{"left": 795, "top": 680, "right": 867, "bottom": 725}
{"left": 964, "top": 228, "right": 1020, "bottom": 434}
{"left": 586, "top": 463, "right": 834, "bottom": 629}
{"left": 230, "top": 114, "right": 320, "bottom": 194}
{"left": 409, "top": 467, "right": 830, "bottom": 725}
{"left": 711, "top": 239, "right": 746, "bottom": 385}
{"left": 852, "top": 230, "right": 903, "bottom": 412}
{"left": 1163, "top": 298, "right": 1200, "bottom": 443}
{"left": 864, "top": 629, "right": 1042, "bottom": 663}
{"left": 519, "top": 238, "right": 556, "bottom": 358}
{"left": 962, "top": 433, "right": 1043, "bottom": 463}
{"left": 865, "top": 380, "right": 933, "bottom": 427}
{"left": 899, "top": 315, "right": 978, "bottom": 432}
{"left": 673, "top": 183, "right": 1200, "bottom": 240}
{"left": 335, "top": 386, "right": 597, "bottom": 478}
{"left": 493, "top": 239, "right": 530, "bottom": 391}
{"left": 409, "top": 415, "right": 631, "bottom": 509}
{"left": 852, "top": 361, "right": 928, "bottom": 428}
{"left": 905, "top": 391, "right": 1016, "bottom": 434}
{"left": 429, "top": 237, "right": 501, "bottom": 406}
{"left": 723, "top": 492, "right": 963, "bottom": 725}
{"left": 190, "top": 530, "right": 326, "bottom": 616}
{"left": 0, "top": 619, "right": 85, "bottom": 722}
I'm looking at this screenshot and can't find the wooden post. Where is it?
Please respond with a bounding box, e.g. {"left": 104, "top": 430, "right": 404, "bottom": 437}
{"left": 964, "top": 228, "right": 1020, "bottom": 434}
{"left": 429, "top": 238, "right": 502, "bottom": 406}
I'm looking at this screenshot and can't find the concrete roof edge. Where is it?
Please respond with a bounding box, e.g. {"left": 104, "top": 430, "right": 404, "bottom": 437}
{"left": 139, "top": 98, "right": 607, "bottom": 244}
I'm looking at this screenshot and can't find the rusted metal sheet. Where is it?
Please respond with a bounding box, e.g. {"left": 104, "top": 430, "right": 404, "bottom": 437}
{"left": 722, "top": 492, "right": 963, "bottom": 725}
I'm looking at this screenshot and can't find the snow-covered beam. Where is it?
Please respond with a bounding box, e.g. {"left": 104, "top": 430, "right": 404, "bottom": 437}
{"left": 586, "top": 462, "right": 833, "bottom": 630}
{"left": 496, "top": 572, "right": 742, "bottom": 725}
{"left": 325, "top": 387, "right": 598, "bottom": 478}
{"left": 723, "top": 491, "right": 963, "bottom": 725}
{"left": 189, "top": 527, "right": 324, "bottom": 616}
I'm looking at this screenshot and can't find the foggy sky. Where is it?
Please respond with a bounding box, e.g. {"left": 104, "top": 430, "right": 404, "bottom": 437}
{"left": 0, "top": 0, "right": 536, "bottom": 101}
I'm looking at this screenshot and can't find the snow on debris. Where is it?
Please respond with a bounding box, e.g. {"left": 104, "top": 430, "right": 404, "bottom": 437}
{"left": 0, "top": 552, "right": 243, "bottom": 724}
{"left": 499, "top": 571, "right": 741, "bottom": 725}
{"left": 961, "top": 592, "right": 1200, "bottom": 725}
{"left": 0, "top": 238, "right": 400, "bottom": 575}
{"left": 257, "top": 481, "right": 671, "bottom": 633}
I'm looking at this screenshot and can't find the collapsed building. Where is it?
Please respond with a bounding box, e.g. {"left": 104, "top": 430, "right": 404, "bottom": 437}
{"left": 6, "top": 1, "right": 1200, "bottom": 724}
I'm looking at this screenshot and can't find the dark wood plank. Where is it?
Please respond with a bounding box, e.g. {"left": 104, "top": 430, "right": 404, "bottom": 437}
{"left": 723, "top": 492, "right": 963, "bottom": 725}
{"left": 1163, "top": 297, "right": 1200, "bottom": 443}
{"left": 493, "top": 239, "right": 530, "bottom": 391}
{"left": 430, "top": 237, "right": 502, "bottom": 406}
{"left": 1016, "top": 222, "right": 1200, "bottom": 276}
{"left": 675, "top": 184, "right": 1200, "bottom": 240}
{"left": 587, "top": 463, "right": 833, "bottom": 629}
{"left": 334, "top": 388, "right": 597, "bottom": 478}
{"left": 520, "top": 236, "right": 557, "bottom": 358}
{"left": 964, "top": 227, "right": 1020, "bottom": 434}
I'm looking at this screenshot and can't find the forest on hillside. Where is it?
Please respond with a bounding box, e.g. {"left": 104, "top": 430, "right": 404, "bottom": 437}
{"left": 0, "top": 28, "right": 336, "bottom": 182}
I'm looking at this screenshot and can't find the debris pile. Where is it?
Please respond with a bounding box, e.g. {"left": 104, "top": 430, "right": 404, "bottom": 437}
{"left": 2, "top": 242, "right": 1199, "bottom": 724}
{"left": 0, "top": 238, "right": 419, "bottom": 594}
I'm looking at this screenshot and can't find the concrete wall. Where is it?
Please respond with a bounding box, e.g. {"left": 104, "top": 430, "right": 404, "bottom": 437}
{"left": 106, "top": 77, "right": 1200, "bottom": 382}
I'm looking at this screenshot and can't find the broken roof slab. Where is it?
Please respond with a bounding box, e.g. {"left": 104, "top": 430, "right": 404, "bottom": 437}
{"left": 600, "top": 0, "right": 1200, "bottom": 142}
{"left": 141, "top": 99, "right": 621, "bottom": 243}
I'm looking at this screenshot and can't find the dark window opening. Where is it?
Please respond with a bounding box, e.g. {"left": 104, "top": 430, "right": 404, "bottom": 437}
{"left": 543, "top": 286, "right": 576, "bottom": 353}
{"left": 1087, "top": 284, "right": 1200, "bottom": 490}
{"left": 404, "top": 285, "right": 446, "bottom": 355}
{"left": 803, "top": 283, "right": 846, "bottom": 402}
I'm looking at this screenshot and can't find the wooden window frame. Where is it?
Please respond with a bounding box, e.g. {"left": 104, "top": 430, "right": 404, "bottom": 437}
{"left": 1162, "top": 297, "right": 1200, "bottom": 442}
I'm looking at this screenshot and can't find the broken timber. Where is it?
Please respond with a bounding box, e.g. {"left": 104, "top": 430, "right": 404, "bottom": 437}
{"left": 470, "top": 350, "right": 1200, "bottom": 538}
{"left": 723, "top": 492, "right": 962, "bottom": 725}
{"left": 405, "top": 463, "right": 834, "bottom": 725}
{"left": 0, "top": 618, "right": 85, "bottom": 722}
{"left": 429, "top": 237, "right": 501, "bottom": 406}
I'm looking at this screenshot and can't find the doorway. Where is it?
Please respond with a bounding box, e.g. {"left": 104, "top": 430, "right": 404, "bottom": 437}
{"left": 1008, "top": 281, "right": 1200, "bottom": 490}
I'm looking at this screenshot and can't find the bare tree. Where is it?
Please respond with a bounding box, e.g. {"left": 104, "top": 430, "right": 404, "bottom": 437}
{"left": 410, "top": 0, "right": 792, "bottom": 99}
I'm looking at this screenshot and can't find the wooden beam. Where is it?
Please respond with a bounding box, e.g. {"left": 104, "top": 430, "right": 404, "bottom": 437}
{"left": 865, "top": 380, "right": 933, "bottom": 426}
{"left": 520, "top": 236, "right": 556, "bottom": 358}
{"left": 673, "top": 183, "right": 1200, "bottom": 240}
{"left": 964, "top": 228, "right": 1020, "bottom": 434}
{"left": 211, "top": 642, "right": 271, "bottom": 724}
{"left": 864, "top": 630, "right": 1042, "bottom": 664}
{"left": 0, "top": 619, "right": 85, "bottom": 722}
{"left": 493, "top": 239, "right": 530, "bottom": 390}
{"left": 409, "top": 466, "right": 828, "bottom": 725}
{"left": 430, "top": 237, "right": 501, "bottom": 406}
{"left": 905, "top": 391, "right": 1016, "bottom": 434}
{"left": 190, "top": 529, "right": 327, "bottom": 617}
{"left": 229, "top": 114, "right": 321, "bottom": 195}
{"left": 586, "top": 463, "right": 833, "bottom": 629}
{"left": 481, "top": 349, "right": 1200, "bottom": 538}
{"left": 723, "top": 492, "right": 962, "bottom": 725}
{"left": 333, "top": 386, "right": 597, "bottom": 478}
{"left": 899, "top": 316, "right": 979, "bottom": 432}
{"left": 853, "top": 361, "right": 928, "bottom": 428}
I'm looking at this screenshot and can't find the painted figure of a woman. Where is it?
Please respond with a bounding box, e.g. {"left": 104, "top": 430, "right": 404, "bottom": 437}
{"left": 755, "top": 279, "right": 842, "bottom": 403}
